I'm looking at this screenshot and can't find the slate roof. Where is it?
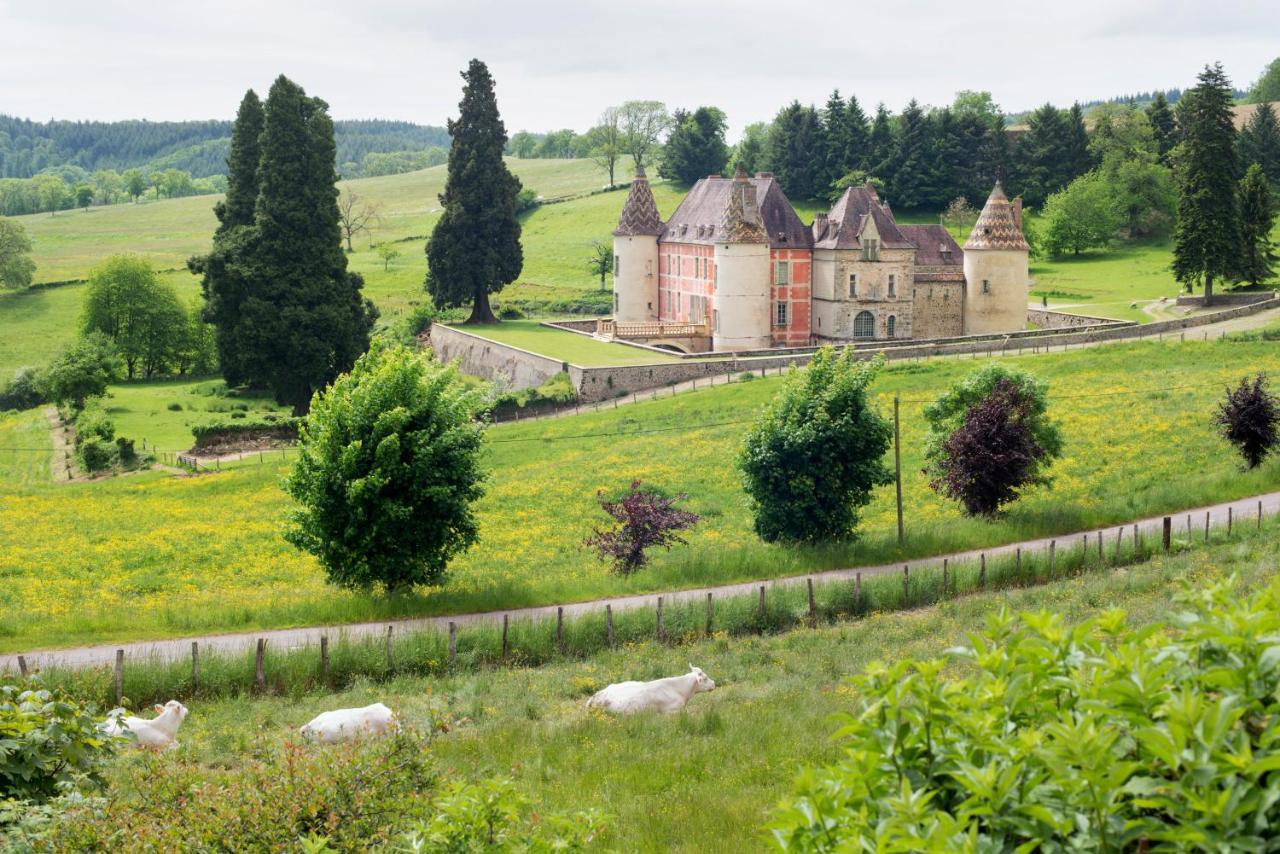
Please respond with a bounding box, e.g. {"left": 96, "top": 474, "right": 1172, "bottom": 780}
{"left": 613, "top": 166, "right": 664, "bottom": 237}
{"left": 964, "top": 182, "right": 1030, "bottom": 251}
{"left": 813, "top": 184, "right": 914, "bottom": 251}
{"left": 659, "top": 170, "right": 810, "bottom": 248}
{"left": 899, "top": 225, "right": 963, "bottom": 266}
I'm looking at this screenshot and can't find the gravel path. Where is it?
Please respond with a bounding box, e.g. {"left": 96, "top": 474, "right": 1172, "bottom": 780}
{"left": 5, "top": 490, "right": 1277, "bottom": 673}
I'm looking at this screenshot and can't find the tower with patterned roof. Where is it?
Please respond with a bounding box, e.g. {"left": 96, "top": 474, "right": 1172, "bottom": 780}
{"left": 611, "top": 166, "right": 663, "bottom": 323}
{"left": 712, "top": 164, "right": 772, "bottom": 351}
{"left": 962, "top": 182, "right": 1030, "bottom": 335}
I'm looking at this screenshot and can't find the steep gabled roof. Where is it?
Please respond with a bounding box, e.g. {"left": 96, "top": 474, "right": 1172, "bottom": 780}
{"left": 613, "top": 166, "right": 664, "bottom": 236}
{"left": 899, "top": 224, "right": 963, "bottom": 266}
{"left": 964, "top": 182, "right": 1030, "bottom": 251}
{"left": 658, "top": 170, "right": 811, "bottom": 248}
{"left": 720, "top": 165, "right": 767, "bottom": 243}
{"left": 813, "top": 184, "right": 914, "bottom": 251}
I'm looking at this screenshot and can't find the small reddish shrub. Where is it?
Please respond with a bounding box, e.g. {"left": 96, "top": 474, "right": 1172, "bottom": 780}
{"left": 584, "top": 480, "right": 699, "bottom": 575}
{"left": 1216, "top": 374, "right": 1279, "bottom": 469}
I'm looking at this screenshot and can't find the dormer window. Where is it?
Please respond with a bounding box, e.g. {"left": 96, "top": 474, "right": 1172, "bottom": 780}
{"left": 862, "top": 238, "right": 880, "bottom": 261}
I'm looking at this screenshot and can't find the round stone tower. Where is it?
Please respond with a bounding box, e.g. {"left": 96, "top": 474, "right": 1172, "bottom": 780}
{"left": 611, "top": 166, "right": 662, "bottom": 323}
{"left": 962, "top": 182, "right": 1030, "bottom": 335}
{"left": 713, "top": 166, "right": 771, "bottom": 352}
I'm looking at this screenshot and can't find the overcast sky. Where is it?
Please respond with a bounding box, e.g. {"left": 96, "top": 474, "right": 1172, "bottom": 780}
{"left": 2, "top": 0, "right": 1277, "bottom": 137}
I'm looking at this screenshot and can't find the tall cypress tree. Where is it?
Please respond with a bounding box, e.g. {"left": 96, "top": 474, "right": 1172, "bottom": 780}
{"left": 1063, "top": 103, "right": 1093, "bottom": 180}
{"left": 1146, "top": 91, "right": 1177, "bottom": 163}
{"left": 1236, "top": 163, "right": 1277, "bottom": 286}
{"left": 427, "top": 59, "right": 523, "bottom": 324}
{"left": 1239, "top": 101, "right": 1280, "bottom": 186}
{"left": 1173, "top": 63, "right": 1241, "bottom": 307}
{"left": 189, "top": 89, "right": 262, "bottom": 385}
{"left": 240, "top": 75, "right": 375, "bottom": 412}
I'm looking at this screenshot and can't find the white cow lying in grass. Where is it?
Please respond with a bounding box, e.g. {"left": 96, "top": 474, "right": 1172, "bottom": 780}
{"left": 102, "top": 700, "right": 189, "bottom": 750}
{"left": 587, "top": 665, "right": 716, "bottom": 714}
{"left": 299, "top": 702, "right": 397, "bottom": 743}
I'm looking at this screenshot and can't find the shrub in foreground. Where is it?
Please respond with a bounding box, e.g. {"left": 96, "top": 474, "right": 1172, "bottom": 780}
{"left": 1216, "top": 373, "right": 1279, "bottom": 469}
{"left": 0, "top": 368, "right": 45, "bottom": 412}
{"left": 738, "top": 348, "right": 891, "bottom": 543}
{"left": 771, "top": 577, "right": 1280, "bottom": 851}
{"left": 286, "top": 342, "right": 487, "bottom": 591}
{"left": 0, "top": 685, "right": 114, "bottom": 804}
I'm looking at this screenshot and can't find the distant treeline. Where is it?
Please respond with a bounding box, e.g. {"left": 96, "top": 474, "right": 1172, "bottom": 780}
{"left": 0, "top": 115, "right": 450, "bottom": 179}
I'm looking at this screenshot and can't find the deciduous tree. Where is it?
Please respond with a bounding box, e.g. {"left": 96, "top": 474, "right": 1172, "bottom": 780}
{"left": 584, "top": 480, "right": 699, "bottom": 575}
{"left": 586, "top": 239, "right": 612, "bottom": 290}
{"left": 0, "top": 216, "right": 36, "bottom": 290}
{"left": 1216, "top": 374, "right": 1279, "bottom": 469}
{"left": 590, "top": 106, "right": 623, "bottom": 187}
{"left": 41, "top": 332, "right": 120, "bottom": 408}
{"left": 81, "top": 254, "right": 185, "bottom": 379}
{"left": 618, "top": 100, "right": 671, "bottom": 171}
{"left": 337, "top": 190, "right": 381, "bottom": 252}
{"left": 426, "top": 60, "right": 524, "bottom": 325}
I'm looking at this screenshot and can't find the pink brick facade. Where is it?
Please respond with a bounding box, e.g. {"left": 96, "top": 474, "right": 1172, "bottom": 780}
{"left": 769, "top": 248, "right": 812, "bottom": 347}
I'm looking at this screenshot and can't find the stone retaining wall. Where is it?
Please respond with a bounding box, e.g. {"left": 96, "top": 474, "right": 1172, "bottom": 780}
{"left": 427, "top": 324, "right": 567, "bottom": 391}
{"left": 1176, "top": 291, "right": 1275, "bottom": 307}
{"left": 1026, "top": 308, "right": 1119, "bottom": 329}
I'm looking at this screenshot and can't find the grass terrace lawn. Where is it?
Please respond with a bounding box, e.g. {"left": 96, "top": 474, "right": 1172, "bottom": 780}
{"left": 104, "top": 379, "right": 291, "bottom": 453}
{"left": 77, "top": 530, "right": 1280, "bottom": 852}
{"left": 2, "top": 334, "right": 1280, "bottom": 651}
{"left": 0, "top": 409, "right": 51, "bottom": 486}
{"left": 450, "top": 319, "right": 686, "bottom": 366}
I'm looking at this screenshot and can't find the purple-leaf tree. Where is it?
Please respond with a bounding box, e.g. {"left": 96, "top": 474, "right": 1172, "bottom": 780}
{"left": 1216, "top": 374, "right": 1279, "bottom": 469}
{"left": 584, "top": 480, "right": 699, "bottom": 575}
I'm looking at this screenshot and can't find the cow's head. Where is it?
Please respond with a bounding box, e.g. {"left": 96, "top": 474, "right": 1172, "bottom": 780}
{"left": 156, "top": 700, "right": 189, "bottom": 722}
{"left": 688, "top": 664, "right": 715, "bottom": 693}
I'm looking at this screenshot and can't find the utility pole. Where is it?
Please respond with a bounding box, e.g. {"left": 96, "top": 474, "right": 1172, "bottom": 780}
{"left": 894, "top": 395, "right": 904, "bottom": 545}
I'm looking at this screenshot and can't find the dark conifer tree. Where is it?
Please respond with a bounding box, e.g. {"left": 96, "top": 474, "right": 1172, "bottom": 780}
{"left": 767, "top": 102, "right": 824, "bottom": 200}
{"left": 1173, "top": 63, "right": 1241, "bottom": 306}
{"left": 1063, "top": 103, "right": 1093, "bottom": 179}
{"left": 660, "top": 106, "right": 729, "bottom": 185}
{"left": 1146, "top": 91, "right": 1177, "bottom": 163}
{"left": 426, "top": 59, "right": 523, "bottom": 324}
{"left": 977, "top": 113, "right": 1011, "bottom": 198}
{"left": 821, "top": 90, "right": 850, "bottom": 190}
{"left": 1012, "top": 103, "right": 1070, "bottom": 207}
{"left": 189, "top": 89, "right": 262, "bottom": 386}
{"left": 1236, "top": 163, "right": 1277, "bottom": 286}
{"left": 844, "top": 95, "right": 871, "bottom": 171}
{"left": 884, "top": 100, "right": 933, "bottom": 209}
{"left": 1239, "top": 101, "right": 1280, "bottom": 186}
{"left": 866, "top": 104, "right": 894, "bottom": 177}
{"left": 928, "top": 108, "right": 966, "bottom": 207}
{"left": 239, "top": 75, "right": 375, "bottom": 412}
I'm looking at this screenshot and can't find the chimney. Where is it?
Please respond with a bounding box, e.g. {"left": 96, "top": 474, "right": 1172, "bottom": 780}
{"left": 813, "top": 212, "right": 829, "bottom": 240}
{"left": 1012, "top": 197, "right": 1024, "bottom": 232}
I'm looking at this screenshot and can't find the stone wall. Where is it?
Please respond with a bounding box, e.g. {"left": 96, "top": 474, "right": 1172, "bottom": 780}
{"left": 1175, "top": 291, "right": 1276, "bottom": 307}
{"left": 911, "top": 280, "right": 964, "bottom": 339}
{"left": 1025, "top": 308, "right": 1120, "bottom": 329}
{"left": 427, "top": 324, "right": 567, "bottom": 391}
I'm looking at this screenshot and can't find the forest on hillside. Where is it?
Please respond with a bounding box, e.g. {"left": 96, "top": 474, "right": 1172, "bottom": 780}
{"left": 0, "top": 115, "right": 450, "bottom": 179}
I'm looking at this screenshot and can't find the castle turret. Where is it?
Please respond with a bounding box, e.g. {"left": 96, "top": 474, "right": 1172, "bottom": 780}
{"left": 962, "top": 182, "right": 1030, "bottom": 335}
{"left": 612, "top": 166, "right": 663, "bottom": 323}
{"left": 712, "top": 165, "right": 771, "bottom": 352}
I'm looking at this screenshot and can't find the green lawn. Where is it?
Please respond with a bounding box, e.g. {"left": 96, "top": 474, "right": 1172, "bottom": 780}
{"left": 72, "top": 526, "right": 1280, "bottom": 852}
{"left": 3, "top": 334, "right": 1279, "bottom": 651}
{"left": 0, "top": 409, "right": 50, "bottom": 486}
{"left": 450, "top": 320, "right": 684, "bottom": 367}
{"left": 103, "top": 379, "right": 291, "bottom": 453}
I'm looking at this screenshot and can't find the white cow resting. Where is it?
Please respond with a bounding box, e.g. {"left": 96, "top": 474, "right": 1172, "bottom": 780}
{"left": 586, "top": 665, "right": 716, "bottom": 714}
{"left": 102, "top": 700, "right": 189, "bottom": 750}
{"left": 299, "top": 702, "right": 397, "bottom": 743}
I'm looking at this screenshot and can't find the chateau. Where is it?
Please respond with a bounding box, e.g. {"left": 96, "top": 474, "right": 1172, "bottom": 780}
{"left": 610, "top": 164, "right": 1031, "bottom": 352}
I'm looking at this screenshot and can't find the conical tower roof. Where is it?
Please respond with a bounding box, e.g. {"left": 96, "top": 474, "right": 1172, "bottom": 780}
{"left": 964, "top": 182, "right": 1030, "bottom": 251}
{"left": 613, "top": 166, "right": 664, "bottom": 236}
{"left": 719, "top": 164, "right": 767, "bottom": 243}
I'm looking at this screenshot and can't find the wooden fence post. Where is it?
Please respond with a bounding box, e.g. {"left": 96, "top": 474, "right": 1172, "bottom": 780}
{"left": 320, "top": 635, "right": 329, "bottom": 683}
{"left": 657, "top": 597, "right": 665, "bottom": 643}
{"left": 18, "top": 655, "right": 28, "bottom": 678}
{"left": 706, "top": 592, "right": 713, "bottom": 635}
{"left": 1163, "top": 517, "right": 1172, "bottom": 552}
{"left": 254, "top": 639, "right": 265, "bottom": 692}
{"left": 556, "top": 607, "right": 564, "bottom": 653}
{"left": 758, "top": 585, "right": 766, "bottom": 620}
{"left": 1187, "top": 514, "right": 1192, "bottom": 536}
{"left": 1015, "top": 548, "right": 1022, "bottom": 576}
{"left": 807, "top": 578, "right": 816, "bottom": 624}
{"left": 114, "top": 650, "right": 124, "bottom": 704}
{"left": 1204, "top": 511, "right": 1210, "bottom": 543}
{"left": 1098, "top": 532, "right": 1104, "bottom": 560}
{"left": 1114, "top": 526, "right": 1124, "bottom": 560}
{"left": 1049, "top": 540, "right": 1056, "bottom": 574}
{"left": 942, "top": 559, "right": 949, "bottom": 595}
{"left": 501, "top": 615, "right": 509, "bottom": 661}
{"left": 447, "top": 622, "right": 457, "bottom": 665}
{"left": 979, "top": 554, "right": 986, "bottom": 589}
{"left": 893, "top": 396, "right": 904, "bottom": 545}
{"left": 902, "top": 565, "right": 910, "bottom": 602}
{"left": 606, "top": 605, "right": 615, "bottom": 648}
{"left": 855, "top": 573, "right": 862, "bottom": 610}
{"left": 385, "top": 625, "right": 394, "bottom": 671}
{"left": 1259, "top": 500, "right": 1264, "bottom": 530}
{"left": 1228, "top": 506, "right": 1233, "bottom": 535}
{"left": 1133, "top": 523, "right": 1140, "bottom": 552}
{"left": 191, "top": 642, "right": 199, "bottom": 690}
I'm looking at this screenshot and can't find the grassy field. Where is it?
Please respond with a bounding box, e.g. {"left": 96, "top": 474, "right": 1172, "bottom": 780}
{"left": 0, "top": 409, "right": 50, "bottom": 486}
{"left": 451, "top": 320, "right": 685, "bottom": 366}
{"left": 103, "top": 380, "right": 291, "bottom": 452}
{"left": 2, "top": 334, "right": 1278, "bottom": 652}
{"left": 75, "top": 528, "right": 1280, "bottom": 851}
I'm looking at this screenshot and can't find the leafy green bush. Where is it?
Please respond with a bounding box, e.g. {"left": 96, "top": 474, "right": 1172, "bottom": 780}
{"left": 491, "top": 372, "right": 577, "bottom": 416}
{"left": 72, "top": 399, "right": 114, "bottom": 445}
{"left": 738, "top": 348, "right": 891, "bottom": 543}
{"left": 771, "top": 577, "right": 1280, "bottom": 851}
{"left": 190, "top": 417, "right": 300, "bottom": 447}
{"left": 114, "top": 437, "right": 136, "bottom": 465}
{"left": 285, "top": 342, "right": 487, "bottom": 591}
{"left": 0, "top": 368, "right": 46, "bottom": 412}
{"left": 76, "top": 437, "right": 115, "bottom": 473}
{"left": 497, "top": 305, "right": 525, "bottom": 320}
{"left": 166, "top": 401, "right": 182, "bottom": 412}
{"left": 40, "top": 333, "right": 120, "bottom": 408}
{"left": 0, "top": 685, "right": 115, "bottom": 803}
{"left": 229, "top": 410, "right": 247, "bottom": 419}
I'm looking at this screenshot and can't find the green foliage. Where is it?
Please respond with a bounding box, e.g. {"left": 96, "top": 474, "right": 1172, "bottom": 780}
{"left": 771, "top": 577, "right": 1280, "bottom": 851}
{"left": 1235, "top": 163, "right": 1278, "bottom": 287}
{"left": 427, "top": 60, "right": 524, "bottom": 325}
{"left": 767, "top": 102, "right": 825, "bottom": 201}
{"left": 738, "top": 348, "right": 892, "bottom": 543}
{"left": 1247, "top": 56, "right": 1280, "bottom": 104}
{"left": 285, "top": 343, "right": 487, "bottom": 591}
{"left": 0, "top": 368, "right": 45, "bottom": 412}
{"left": 1040, "top": 172, "right": 1124, "bottom": 256}
{"left": 1013, "top": 103, "right": 1074, "bottom": 207}
{"left": 76, "top": 437, "right": 115, "bottom": 472}
{"left": 490, "top": 371, "right": 577, "bottom": 416}
{"left": 1146, "top": 91, "right": 1177, "bottom": 163}
{"left": 73, "top": 399, "right": 115, "bottom": 445}
{"left": 660, "top": 106, "right": 729, "bottom": 185}
{"left": 189, "top": 415, "right": 298, "bottom": 446}
{"left": 1173, "top": 64, "right": 1242, "bottom": 303}
{"left": 81, "top": 254, "right": 187, "bottom": 379}
{"left": 39, "top": 332, "right": 119, "bottom": 408}
{"left": 923, "top": 364, "right": 1063, "bottom": 496}
{"left": 1240, "top": 102, "right": 1280, "bottom": 188}
{"left": 0, "top": 685, "right": 114, "bottom": 803}
{"left": 733, "top": 121, "right": 771, "bottom": 175}
{"left": 0, "top": 217, "right": 35, "bottom": 290}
